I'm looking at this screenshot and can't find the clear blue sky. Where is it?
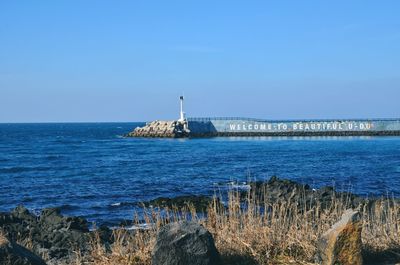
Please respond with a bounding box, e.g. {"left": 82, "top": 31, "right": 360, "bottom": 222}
{"left": 1, "top": 1, "right": 399, "bottom": 122}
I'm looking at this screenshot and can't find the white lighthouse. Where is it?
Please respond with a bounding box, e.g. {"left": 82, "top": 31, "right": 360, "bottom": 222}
{"left": 179, "top": 95, "right": 185, "bottom": 122}
{"left": 178, "top": 95, "right": 189, "bottom": 132}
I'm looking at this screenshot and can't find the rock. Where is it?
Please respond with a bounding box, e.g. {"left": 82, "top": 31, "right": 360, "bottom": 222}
{"left": 40, "top": 208, "right": 88, "bottom": 232}
{"left": 0, "top": 206, "right": 92, "bottom": 264}
{"left": 317, "top": 209, "right": 363, "bottom": 265}
{"left": 11, "top": 206, "right": 36, "bottom": 223}
{"left": 249, "top": 176, "right": 365, "bottom": 211}
{"left": 0, "top": 234, "right": 47, "bottom": 265}
{"left": 146, "top": 195, "right": 217, "bottom": 212}
{"left": 96, "top": 225, "right": 114, "bottom": 244}
{"left": 152, "top": 221, "right": 221, "bottom": 265}
{"left": 40, "top": 208, "right": 64, "bottom": 227}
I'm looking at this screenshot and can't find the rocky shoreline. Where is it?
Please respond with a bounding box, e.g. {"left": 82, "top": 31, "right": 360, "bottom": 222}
{"left": 1, "top": 177, "right": 399, "bottom": 264}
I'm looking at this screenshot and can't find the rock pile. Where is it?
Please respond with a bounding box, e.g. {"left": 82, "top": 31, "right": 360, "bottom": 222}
{"left": 127, "top": 120, "right": 190, "bottom": 138}
{"left": 0, "top": 206, "right": 107, "bottom": 265}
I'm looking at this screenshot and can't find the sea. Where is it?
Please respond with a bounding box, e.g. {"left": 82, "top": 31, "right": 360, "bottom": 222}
{"left": 1, "top": 122, "right": 399, "bottom": 225}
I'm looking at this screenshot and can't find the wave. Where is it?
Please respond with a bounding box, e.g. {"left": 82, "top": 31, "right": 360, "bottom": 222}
{"left": 45, "top": 155, "right": 63, "bottom": 161}
{"left": 108, "top": 201, "right": 137, "bottom": 208}
{"left": 118, "top": 223, "right": 152, "bottom": 231}
{"left": 0, "top": 166, "right": 53, "bottom": 174}
{"left": 213, "top": 181, "right": 251, "bottom": 190}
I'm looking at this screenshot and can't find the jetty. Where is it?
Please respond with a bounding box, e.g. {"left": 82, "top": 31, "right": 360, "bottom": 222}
{"left": 127, "top": 97, "right": 400, "bottom": 138}
{"left": 126, "top": 120, "right": 189, "bottom": 138}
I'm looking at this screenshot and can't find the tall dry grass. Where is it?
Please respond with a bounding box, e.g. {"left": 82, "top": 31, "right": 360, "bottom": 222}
{"left": 83, "top": 188, "right": 400, "bottom": 265}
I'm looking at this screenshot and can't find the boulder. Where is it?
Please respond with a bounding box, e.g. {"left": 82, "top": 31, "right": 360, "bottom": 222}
{"left": 152, "top": 221, "right": 221, "bottom": 265}
{"left": 0, "top": 235, "right": 47, "bottom": 265}
{"left": 317, "top": 209, "right": 362, "bottom": 265}
{"left": 40, "top": 208, "right": 64, "bottom": 227}
{"left": 11, "top": 206, "right": 36, "bottom": 223}
{"left": 40, "top": 208, "right": 88, "bottom": 232}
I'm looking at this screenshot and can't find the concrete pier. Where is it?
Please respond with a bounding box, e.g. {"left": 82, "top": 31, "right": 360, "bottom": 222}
{"left": 127, "top": 117, "right": 400, "bottom": 138}
{"left": 126, "top": 98, "right": 400, "bottom": 138}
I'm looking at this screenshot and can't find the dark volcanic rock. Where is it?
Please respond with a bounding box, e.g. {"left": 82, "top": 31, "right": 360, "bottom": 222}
{"left": 0, "top": 206, "right": 92, "bottom": 264}
{"left": 40, "top": 208, "right": 64, "bottom": 227}
{"left": 40, "top": 208, "right": 88, "bottom": 232}
{"left": 152, "top": 221, "right": 221, "bottom": 265}
{"left": 12, "top": 206, "right": 37, "bottom": 223}
{"left": 0, "top": 235, "right": 47, "bottom": 265}
{"left": 249, "top": 176, "right": 365, "bottom": 210}
{"left": 146, "top": 195, "right": 215, "bottom": 212}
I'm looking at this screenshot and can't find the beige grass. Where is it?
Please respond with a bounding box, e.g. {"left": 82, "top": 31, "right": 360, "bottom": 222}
{"left": 80, "top": 188, "right": 400, "bottom": 265}
{"left": 0, "top": 232, "right": 9, "bottom": 246}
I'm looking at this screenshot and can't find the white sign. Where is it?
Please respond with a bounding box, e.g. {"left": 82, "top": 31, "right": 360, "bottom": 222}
{"left": 228, "top": 121, "right": 373, "bottom": 132}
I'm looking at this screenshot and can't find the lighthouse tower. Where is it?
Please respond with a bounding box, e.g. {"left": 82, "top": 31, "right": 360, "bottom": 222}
{"left": 178, "top": 95, "right": 189, "bottom": 132}
{"left": 179, "top": 96, "right": 185, "bottom": 122}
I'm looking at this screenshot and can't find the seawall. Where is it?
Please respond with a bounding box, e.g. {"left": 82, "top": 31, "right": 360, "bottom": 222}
{"left": 187, "top": 118, "right": 400, "bottom": 137}
{"left": 127, "top": 118, "right": 400, "bottom": 138}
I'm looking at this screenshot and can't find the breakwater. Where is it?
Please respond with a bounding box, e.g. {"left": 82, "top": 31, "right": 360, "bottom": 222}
{"left": 126, "top": 120, "right": 189, "bottom": 138}
{"left": 128, "top": 117, "right": 400, "bottom": 137}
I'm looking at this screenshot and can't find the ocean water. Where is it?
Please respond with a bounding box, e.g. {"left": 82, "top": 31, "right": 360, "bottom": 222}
{"left": 1, "top": 123, "right": 399, "bottom": 225}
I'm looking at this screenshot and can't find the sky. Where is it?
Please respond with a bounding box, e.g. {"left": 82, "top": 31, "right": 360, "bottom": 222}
{"left": 0, "top": 1, "right": 399, "bottom": 122}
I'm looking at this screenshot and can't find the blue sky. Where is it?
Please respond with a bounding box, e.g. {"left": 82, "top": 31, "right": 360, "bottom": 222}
{"left": 0, "top": 1, "right": 399, "bottom": 122}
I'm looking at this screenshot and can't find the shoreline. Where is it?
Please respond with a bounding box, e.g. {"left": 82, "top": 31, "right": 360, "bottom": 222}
{"left": 3, "top": 176, "right": 399, "bottom": 228}
{"left": 1, "top": 177, "right": 399, "bottom": 264}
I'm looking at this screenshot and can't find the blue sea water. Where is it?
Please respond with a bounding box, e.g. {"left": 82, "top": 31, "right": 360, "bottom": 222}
{"left": 0, "top": 123, "right": 399, "bottom": 225}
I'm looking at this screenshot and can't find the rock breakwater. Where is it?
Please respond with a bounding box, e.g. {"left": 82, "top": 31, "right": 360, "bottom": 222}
{"left": 127, "top": 120, "right": 190, "bottom": 138}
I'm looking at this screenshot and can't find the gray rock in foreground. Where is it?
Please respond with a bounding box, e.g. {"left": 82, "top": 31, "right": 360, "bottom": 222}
{"left": 152, "top": 221, "right": 221, "bottom": 265}
{"left": 0, "top": 235, "right": 47, "bottom": 265}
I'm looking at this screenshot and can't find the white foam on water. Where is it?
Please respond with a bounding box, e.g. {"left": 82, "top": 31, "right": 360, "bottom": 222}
{"left": 110, "top": 223, "right": 152, "bottom": 231}
{"left": 230, "top": 184, "right": 251, "bottom": 190}
{"left": 213, "top": 181, "right": 251, "bottom": 190}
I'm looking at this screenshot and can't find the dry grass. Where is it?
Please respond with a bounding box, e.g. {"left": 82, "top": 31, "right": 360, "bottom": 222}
{"left": 0, "top": 231, "right": 9, "bottom": 246}
{"left": 82, "top": 188, "right": 400, "bottom": 265}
